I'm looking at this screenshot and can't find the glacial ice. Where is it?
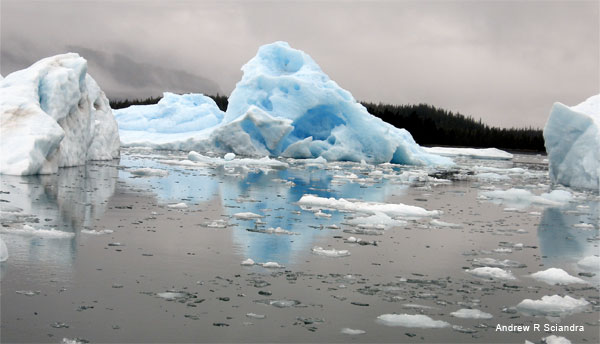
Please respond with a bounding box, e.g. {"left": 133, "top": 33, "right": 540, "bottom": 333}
{"left": 423, "top": 147, "right": 513, "bottom": 160}
{"left": 466, "top": 267, "right": 516, "bottom": 280}
{"left": 0, "top": 53, "right": 120, "bottom": 175}
{"left": 340, "top": 328, "right": 366, "bottom": 335}
{"left": 376, "top": 314, "right": 450, "bottom": 328}
{"left": 0, "top": 225, "right": 75, "bottom": 239}
{"left": 543, "top": 335, "right": 572, "bottom": 344}
{"left": 544, "top": 95, "right": 599, "bottom": 191}
{"left": 312, "top": 246, "right": 350, "bottom": 257}
{"left": 530, "top": 268, "right": 586, "bottom": 285}
{"left": 516, "top": 295, "right": 589, "bottom": 317}
{"left": 450, "top": 308, "right": 493, "bottom": 319}
{"left": 480, "top": 188, "right": 572, "bottom": 208}
{"left": 577, "top": 256, "right": 600, "bottom": 271}
{"left": 297, "top": 194, "right": 439, "bottom": 217}
{"left": 115, "top": 42, "right": 452, "bottom": 166}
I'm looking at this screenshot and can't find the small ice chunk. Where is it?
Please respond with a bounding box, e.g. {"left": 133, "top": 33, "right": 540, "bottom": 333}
{"left": 376, "top": 314, "right": 450, "bottom": 328}
{"left": 312, "top": 246, "right": 350, "bottom": 257}
{"left": 129, "top": 168, "right": 169, "bottom": 177}
{"left": 233, "top": 212, "right": 264, "bottom": 219}
{"left": 167, "top": 202, "right": 188, "bottom": 209}
{"left": 246, "top": 313, "right": 265, "bottom": 319}
{"left": 423, "top": 147, "right": 513, "bottom": 160}
{"left": 298, "top": 194, "right": 439, "bottom": 217}
{"left": 543, "top": 335, "right": 572, "bottom": 344}
{"left": 530, "top": 268, "right": 586, "bottom": 285}
{"left": 81, "top": 229, "right": 114, "bottom": 235}
{"left": 241, "top": 258, "right": 255, "bottom": 266}
{"left": 430, "top": 219, "right": 462, "bottom": 228}
{"left": 472, "top": 257, "right": 526, "bottom": 268}
{"left": 224, "top": 152, "right": 235, "bottom": 161}
{"left": 341, "top": 328, "right": 366, "bottom": 335}
{"left": 450, "top": 308, "right": 493, "bottom": 319}
{"left": 577, "top": 256, "right": 600, "bottom": 271}
{"left": 466, "top": 267, "right": 516, "bottom": 280}
{"left": 516, "top": 295, "right": 589, "bottom": 317}
{"left": 261, "top": 261, "right": 284, "bottom": 268}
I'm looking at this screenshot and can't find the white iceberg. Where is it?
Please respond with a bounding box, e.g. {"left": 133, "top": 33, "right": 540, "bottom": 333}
{"left": 577, "top": 256, "right": 600, "bottom": 271}
{"left": 423, "top": 147, "right": 513, "bottom": 160}
{"left": 0, "top": 53, "right": 119, "bottom": 175}
{"left": 312, "top": 246, "right": 350, "bottom": 257}
{"left": 480, "top": 188, "right": 572, "bottom": 208}
{"left": 376, "top": 314, "right": 450, "bottom": 328}
{"left": 298, "top": 194, "right": 439, "bottom": 218}
{"left": 466, "top": 267, "right": 516, "bottom": 280}
{"left": 530, "top": 268, "right": 586, "bottom": 285}
{"left": 114, "top": 42, "right": 451, "bottom": 166}
{"left": 543, "top": 95, "right": 599, "bottom": 191}
{"left": 450, "top": 308, "right": 493, "bottom": 319}
{"left": 516, "top": 295, "right": 589, "bottom": 317}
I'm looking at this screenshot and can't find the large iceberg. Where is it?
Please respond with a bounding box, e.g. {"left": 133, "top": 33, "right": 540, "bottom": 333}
{"left": 543, "top": 95, "right": 599, "bottom": 191}
{"left": 116, "top": 42, "right": 451, "bottom": 166}
{"left": 0, "top": 53, "right": 120, "bottom": 175}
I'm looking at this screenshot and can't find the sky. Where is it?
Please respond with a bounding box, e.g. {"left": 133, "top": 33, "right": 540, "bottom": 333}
{"left": 1, "top": 0, "right": 598, "bottom": 128}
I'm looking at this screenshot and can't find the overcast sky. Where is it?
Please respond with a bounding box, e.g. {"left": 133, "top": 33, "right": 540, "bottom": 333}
{"left": 1, "top": 0, "right": 598, "bottom": 128}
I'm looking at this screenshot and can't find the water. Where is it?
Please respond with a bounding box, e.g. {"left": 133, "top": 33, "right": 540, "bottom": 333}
{"left": 1, "top": 149, "right": 598, "bottom": 343}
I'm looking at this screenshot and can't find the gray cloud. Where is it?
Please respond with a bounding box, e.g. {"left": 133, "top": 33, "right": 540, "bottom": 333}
{"left": 1, "top": 0, "right": 598, "bottom": 128}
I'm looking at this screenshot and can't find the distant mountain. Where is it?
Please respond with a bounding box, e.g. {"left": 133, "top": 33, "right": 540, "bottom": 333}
{"left": 66, "top": 45, "right": 222, "bottom": 99}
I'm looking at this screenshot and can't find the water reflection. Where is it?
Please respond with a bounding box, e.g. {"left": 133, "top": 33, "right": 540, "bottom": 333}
{"left": 119, "top": 153, "right": 407, "bottom": 264}
{"left": 0, "top": 161, "right": 118, "bottom": 280}
{"left": 537, "top": 200, "right": 599, "bottom": 266}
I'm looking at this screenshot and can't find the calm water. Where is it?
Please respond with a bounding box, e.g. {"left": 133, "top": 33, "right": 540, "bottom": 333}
{"left": 1, "top": 149, "right": 598, "bottom": 343}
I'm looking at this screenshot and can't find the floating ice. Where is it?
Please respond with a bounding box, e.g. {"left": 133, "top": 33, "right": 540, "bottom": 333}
{"left": 187, "top": 151, "right": 288, "bottom": 168}
{"left": 157, "top": 291, "right": 190, "bottom": 300}
{"left": 480, "top": 188, "right": 572, "bottom": 208}
{"left": 115, "top": 42, "right": 451, "bottom": 166}
{"left": 0, "top": 225, "right": 75, "bottom": 239}
{"left": 129, "top": 168, "right": 169, "bottom": 177}
{"left": 543, "top": 335, "right": 572, "bottom": 344}
{"left": 530, "top": 268, "right": 586, "bottom": 285}
{"left": 81, "top": 229, "right": 114, "bottom": 235}
{"left": 346, "top": 212, "right": 407, "bottom": 228}
{"left": 341, "top": 328, "right": 366, "bottom": 335}
{"left": 430, "top": 219, "right": 462, "bottom": 228}
{"left": 376, "top": 314, "right": 450, "bottom": 328}
{"left": 577, "top": 256, "right": 600, "bottom": 271}
{"left": 298, "top": 194, "right": 439, "bottom": 218}
{"left": 0, "top": 236, "right": 8, "bottom": 262}
{"left": 516, "top": 295, "right": 589, "bottom": 317}
{"left": 0, "top": 53, "right": 119, "bottom": 175}
{"left": 246, "top": 313, "right": 266, "bottom": 319}
{"left": 233, "top": 212, "right": 264, "bottom": 220}
{"left": 544, "top": 94, "right": 599, "bottom": 191}
{"left": 472, "top": 257, "right": 526, "bottom": 268}
{"left": 423, "top": 147, "right": 513, "bottom": 160}
{"left": 241, "top": 258, "right": 255, "bottom": 266}
{"left": 224, "top": 152, "right": 235, "bottom": 161}
{"left": 167, "top": 202, "right": 188, "bottom": 209}
{"left": 261, "top": 261, "right": 284, "bottom": 268}
{"left": 450, "top": 308, "right": 493, "bottom": 319}
{"left": 312, "top": 246, "right": 350, "bottom": 257}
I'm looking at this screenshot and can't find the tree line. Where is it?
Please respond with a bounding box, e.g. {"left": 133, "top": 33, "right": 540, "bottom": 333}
{"left": 110, "top": 96, "right": 545, "bottom": 152}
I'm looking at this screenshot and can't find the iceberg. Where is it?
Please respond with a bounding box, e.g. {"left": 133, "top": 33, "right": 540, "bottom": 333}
{"left": 543, "top": 95, "right": 599, "bottom": 191}
{"left": 0, "top": 53, "right": 119, "bottom": 175}
{"left": 115, "top": 42, "right": 451, "bottom": 166}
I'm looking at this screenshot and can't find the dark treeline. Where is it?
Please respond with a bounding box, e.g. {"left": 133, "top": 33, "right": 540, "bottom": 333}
{"left": 362, "top": 102, "right": 545, "bottom": 152}
{"left": 109, "top": 96, "right": 545, "bottom": 152}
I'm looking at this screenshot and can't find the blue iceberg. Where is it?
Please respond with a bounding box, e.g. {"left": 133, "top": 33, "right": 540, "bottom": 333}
{"left": 116, "top": 42, "right": 452, "bottom": 166}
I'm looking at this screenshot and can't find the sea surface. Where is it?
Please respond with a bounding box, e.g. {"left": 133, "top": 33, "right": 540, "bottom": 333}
{"left": 1, "top": 148, "right": 598, "bottom": 343}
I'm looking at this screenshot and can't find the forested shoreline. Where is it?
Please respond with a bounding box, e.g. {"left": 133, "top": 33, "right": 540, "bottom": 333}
{"left": 110, "top": 96, "right": 545, "bottom": 152}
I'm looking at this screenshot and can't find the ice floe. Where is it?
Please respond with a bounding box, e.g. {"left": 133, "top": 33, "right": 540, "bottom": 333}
{"left": 530, "top": 268, "right": 586, "bottom": 285}
{"left": 312, "top": 246, "right": 350, "bottom": 257}
{"left": 450, "top": 308, "right": 493, "bottom": 319}
{"left": 516, "top": 295, "right": 589, "bottom": 317}
{"left": 376, "top": 314, "right": 450, "bottom": 328}
{"left": 466, "top": 267, "right": 516, "bottom": 280}
{"left": 423, "top": 147, "right": 513, "bottom": 160}
{"left": 0, "top": 225, "right": 75, "bottom": 239}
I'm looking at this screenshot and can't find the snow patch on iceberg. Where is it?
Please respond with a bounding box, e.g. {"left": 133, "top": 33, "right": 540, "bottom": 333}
{"left": 0, "top": 53, "right": 119, "bottom": 175}
{"left": 544, "top": 95, "right": 599, "bottom": 191}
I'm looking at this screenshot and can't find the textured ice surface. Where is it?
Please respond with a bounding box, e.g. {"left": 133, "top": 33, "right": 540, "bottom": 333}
{"left": 0, "top": 53, "right": 119, "bottom": 175}
{"left": 466, "top": 267, "right": 516, "bottom": 280}
{"left": 423, "top": 147, "right": 513, "bottom": 160}
{"left": 298, "top": 194, "right": 439, "bottom": 217}
{"left": 0, "top": 225, "right": 75, "bottom": 239}
{"left": 114, "top": 42, "right": 451, "bottom": 166}
{"left": 544, "top": 95, "right": 599, "bottom": 191}
{"left": 577, "top": 256, "right": 600, "bottom": 271}
{"left": 480, "top": 188, "right": 572, "bottom": 208}
{"left": 376, "top": 314, "right": 450, "bottom": 328}
{"left": 530, "top": 268, "right": 586, "bottom": 285}
{"left": 450, "top": 308, "right": 493, "bottom": 319}
{"left": 312, "top": 246, "right": 350, "bottom": 257}
{"left": 516, "top": 295, "right": 589, "bottom": 317}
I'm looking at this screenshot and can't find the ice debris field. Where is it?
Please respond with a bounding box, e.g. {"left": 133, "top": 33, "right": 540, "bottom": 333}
{"left": 0, "top": 41, "right": 599, "bottom": 343}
